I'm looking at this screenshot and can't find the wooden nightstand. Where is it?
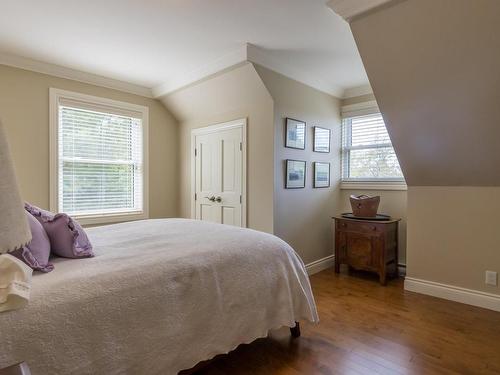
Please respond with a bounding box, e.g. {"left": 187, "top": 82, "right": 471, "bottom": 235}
{"left": 333, "top": 216, "right": 400, "bottom": 285}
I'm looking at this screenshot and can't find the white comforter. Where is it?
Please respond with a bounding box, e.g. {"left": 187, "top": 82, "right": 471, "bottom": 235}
{"left": 0, "top": 219, "right": 318, "bottom": 375}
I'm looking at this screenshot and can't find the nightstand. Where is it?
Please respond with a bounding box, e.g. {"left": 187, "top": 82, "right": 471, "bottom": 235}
{"left": 333, "top": 216, "right": 400, "bottom": 285}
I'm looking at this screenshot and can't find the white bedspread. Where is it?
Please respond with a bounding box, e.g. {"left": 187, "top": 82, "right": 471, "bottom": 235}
{"left": 0, "top": 219, "right": 318, "bottom": 375}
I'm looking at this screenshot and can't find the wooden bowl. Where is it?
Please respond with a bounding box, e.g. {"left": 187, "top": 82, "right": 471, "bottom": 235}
{"left": 349, "top": 195, "right": 380, "bottom": 217}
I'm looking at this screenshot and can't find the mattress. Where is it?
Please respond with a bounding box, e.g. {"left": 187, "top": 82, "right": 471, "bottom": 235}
{"left": 0, "top": 219, "right": 318, "bottom": 374}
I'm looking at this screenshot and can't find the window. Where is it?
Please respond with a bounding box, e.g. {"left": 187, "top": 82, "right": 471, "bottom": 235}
{"left": 50, "top": 89, "right": 148, "bottom": 224}
{"left": 341, "top": 112, "right": 404, "bottom": 185}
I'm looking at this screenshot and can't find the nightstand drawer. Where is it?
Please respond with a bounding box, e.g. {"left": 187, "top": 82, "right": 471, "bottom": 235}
{"left": 337, "top": 220, "right": 381, "bottom": 234}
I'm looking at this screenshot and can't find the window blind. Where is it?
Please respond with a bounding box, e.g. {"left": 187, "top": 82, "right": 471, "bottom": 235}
{"left": 341, "top": 113, "right": 404, "bottom": 181}
{"left": 58, "top": 104, "right": 143, "bottom": 217}
{"left": 341, "top": 100, "right": 379, "bottom": 119}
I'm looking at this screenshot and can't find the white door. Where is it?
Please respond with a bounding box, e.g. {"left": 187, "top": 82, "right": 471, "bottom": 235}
{"left": 192, "top": 120, "right": 246, "bottom": 227}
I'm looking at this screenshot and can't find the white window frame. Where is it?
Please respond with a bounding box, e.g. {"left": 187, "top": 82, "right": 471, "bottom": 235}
{"left": 340, "top": 101, "right": 406, "bottom": 191}
{"left": 49, "top": 88, "right": 149, "bottom": 225}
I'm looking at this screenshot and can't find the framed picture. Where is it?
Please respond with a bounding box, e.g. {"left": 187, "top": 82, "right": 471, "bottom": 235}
{"left": 313, "top": 162, "right": 330, "bottom": 188}
{"left": 285, "top": 118, "right": 306, "bottom": 149}
{"left": 313, "top": 126, "right": 330, "bottom": 153}
{"left": 286, "top": 159, "right": 306, "bottom": 189}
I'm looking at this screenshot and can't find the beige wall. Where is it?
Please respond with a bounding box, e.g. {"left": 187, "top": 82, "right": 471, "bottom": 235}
{"left": 254, "top": 65, "right": 341, "bottom": 264}
{"left": 408, "top": 187, "right": 500, "bottom": 295}
{"left": 0, "top": 64, "right": 179, "bottom": 219}
{"left": 350, "top": 0, "right": 500, "bottom": 294}
{"left": 160, "top": 63, "right": 275, "bottom": 233}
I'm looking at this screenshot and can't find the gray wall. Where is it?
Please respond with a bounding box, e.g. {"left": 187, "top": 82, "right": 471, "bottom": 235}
{"left": 255, "top": 65, "right": 341, "bottom": 264}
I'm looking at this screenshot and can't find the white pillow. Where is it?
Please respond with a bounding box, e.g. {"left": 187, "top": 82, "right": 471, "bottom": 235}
{"left": 0, "top": 254, "right": 32, "bottom": 312}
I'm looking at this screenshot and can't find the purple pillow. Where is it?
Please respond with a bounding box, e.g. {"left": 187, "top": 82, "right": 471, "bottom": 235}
{"left": 10, "top": 211, "right": 54, "bottom": 272}
{"left": 25, "top": 203, "right": 94, "bottom": 259}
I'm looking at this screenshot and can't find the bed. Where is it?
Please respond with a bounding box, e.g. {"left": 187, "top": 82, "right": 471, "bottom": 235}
{"left": 0, "top": 219, "right": 318, "bottom": 375}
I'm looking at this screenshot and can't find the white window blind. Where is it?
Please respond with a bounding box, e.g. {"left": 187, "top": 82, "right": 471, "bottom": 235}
{"left": 341, "top": 113, "right": 404, "bottom": 182}
{"left": 57, "top": 102, "right": 144, "bottom": 217}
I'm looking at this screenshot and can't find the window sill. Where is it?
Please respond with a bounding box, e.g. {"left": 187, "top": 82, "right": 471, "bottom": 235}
{"left": 340, "top": 182, "right": 407, "bottom": 191}
{"left": 73, "top": 211, "right": 148, "bottom": 226}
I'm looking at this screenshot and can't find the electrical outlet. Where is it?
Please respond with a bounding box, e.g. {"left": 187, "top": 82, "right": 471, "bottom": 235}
{"left": 485, "top": 271, "right": 498, "bottom": 286}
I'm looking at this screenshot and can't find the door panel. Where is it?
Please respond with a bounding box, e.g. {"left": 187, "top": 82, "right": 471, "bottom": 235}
{"left": 200, "top": 204, "right": 217, "bottom": 223}
{"left": 200, "top": 143, "right": 214, "bottom": 192}
{"left": 194, "top": 125, "right": 243, "bottom": 227}
{"left": 222, "top": 139, "right": 236, "bottom": 192}
{"left": 195, "top": 132, "right": 220, "bottom": 223}
{"left": 222, "top": 206, "right": 236, "bottom": 226}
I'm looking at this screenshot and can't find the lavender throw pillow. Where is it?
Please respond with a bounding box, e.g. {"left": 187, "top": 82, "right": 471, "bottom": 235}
{"left": 10, "top": 211, "right": 54, "bottom": 273}
{"left": 25, "top": 203, "right": 94, "bottom": 259}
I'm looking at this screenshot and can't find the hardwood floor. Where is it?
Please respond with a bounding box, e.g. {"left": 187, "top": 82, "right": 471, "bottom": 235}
{"left": 189, "top": 268, "right": 500, "bottom": 375}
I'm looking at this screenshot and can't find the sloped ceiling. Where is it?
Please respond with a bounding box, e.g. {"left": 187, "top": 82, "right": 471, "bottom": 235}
{"left": 1, "top": 0, "right": 369, "bottom": 99}
{"left": 349, "top": 0, "right": 500, "bottom": 186}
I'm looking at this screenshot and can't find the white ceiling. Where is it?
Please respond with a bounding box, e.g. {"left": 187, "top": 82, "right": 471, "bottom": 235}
{"left": 0, "top": 0, "right": 370, "bottom": 98}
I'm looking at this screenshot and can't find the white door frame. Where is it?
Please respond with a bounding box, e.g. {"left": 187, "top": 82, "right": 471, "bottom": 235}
{"left": 190, "top": 118, "right": 247, "bottom": 227}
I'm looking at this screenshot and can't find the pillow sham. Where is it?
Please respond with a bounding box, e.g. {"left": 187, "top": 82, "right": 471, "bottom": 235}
{"left": 24, "top": 203, "right": 94, "bottom": 259}
{"left": 9, "top": 211, "right": 54, "bottom": 273}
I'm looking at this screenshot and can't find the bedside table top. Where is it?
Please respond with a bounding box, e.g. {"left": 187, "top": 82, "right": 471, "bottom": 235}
{"left": 332, "top": 216, "right": 401, "bottom": 224}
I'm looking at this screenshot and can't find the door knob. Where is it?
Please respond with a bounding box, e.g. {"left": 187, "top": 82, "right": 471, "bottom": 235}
{"left": 205, "top": 196, "right": 216, "bottom": 202}
{"left": 215, "top": 196, "right": 222, "bottom": 203}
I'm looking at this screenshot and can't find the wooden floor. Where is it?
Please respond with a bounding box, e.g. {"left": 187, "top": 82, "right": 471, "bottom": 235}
{"left": 191, "top": 268, "right": 500, "bottom": 375}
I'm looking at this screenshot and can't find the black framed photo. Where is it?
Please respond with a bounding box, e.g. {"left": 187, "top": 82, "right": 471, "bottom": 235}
{"left": 285, "top": 118, "right": 306, "bottom": 149}
{"left": 313, "top": 162, "right": 330, "bottom": 188}
{"left": 313, "top": 126, "right": 330, "bottom": 153}
{"left": 285, "top": 159, "right": 306, "bottom": 189}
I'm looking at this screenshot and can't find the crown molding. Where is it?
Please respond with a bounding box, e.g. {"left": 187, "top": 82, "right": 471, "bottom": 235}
{"left": 154, "top": 43, "right": 344, "bottom": 98}
{"left": 1, "top": 45, "right": 353, "bottom": 101}
{"left": 327, "top": 0, "right": 396, "bottom": 22}
{"left": 0, "top": 53, "right": 153, "bottom": 98}
{"left": 342, "top": 84, "right": 373, "bottom": 98}
{"left": 152, "top": 45, "right": 248, "bottom": 98}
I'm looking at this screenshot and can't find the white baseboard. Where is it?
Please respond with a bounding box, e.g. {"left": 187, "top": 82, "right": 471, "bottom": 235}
{"left": 306, "top": 255, "right": 334, "bottom": 275}
{"left": 404, "top": 277, "right": 500, "bottom": 312}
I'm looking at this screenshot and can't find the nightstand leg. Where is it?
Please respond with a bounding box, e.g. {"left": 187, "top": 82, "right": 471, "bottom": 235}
{"left": 395, "top": 224, "right": 400, "bottom": 277}
{"left": 379, "top": 272, "right": 387, "bottom": 286}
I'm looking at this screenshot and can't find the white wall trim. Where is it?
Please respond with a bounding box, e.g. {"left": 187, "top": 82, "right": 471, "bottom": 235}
{"left": 1, "top": 53, "right": 153, "bottom": 98}
{"left": 404, "top": 277, "right": 500, "bottom": 312}
{"left": 340, "top": 182, "right": 407, "bottom": 191}
{"left": 341, "top": 99, "right": 379, "bottom": 118}
{"left": 306, "top": 255, "right": 335, "bottom": 276}
{"left": 49, "top": 88, "right": 149, "bottom": 225}
{"left": 342, "top": 84, "right": 373, "bottom": 99}
{"left": 190, "top": 118, "right": 247, "bottom": 227}
{"left": 327, "top": 0, "right": 396, "bottom": 22}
